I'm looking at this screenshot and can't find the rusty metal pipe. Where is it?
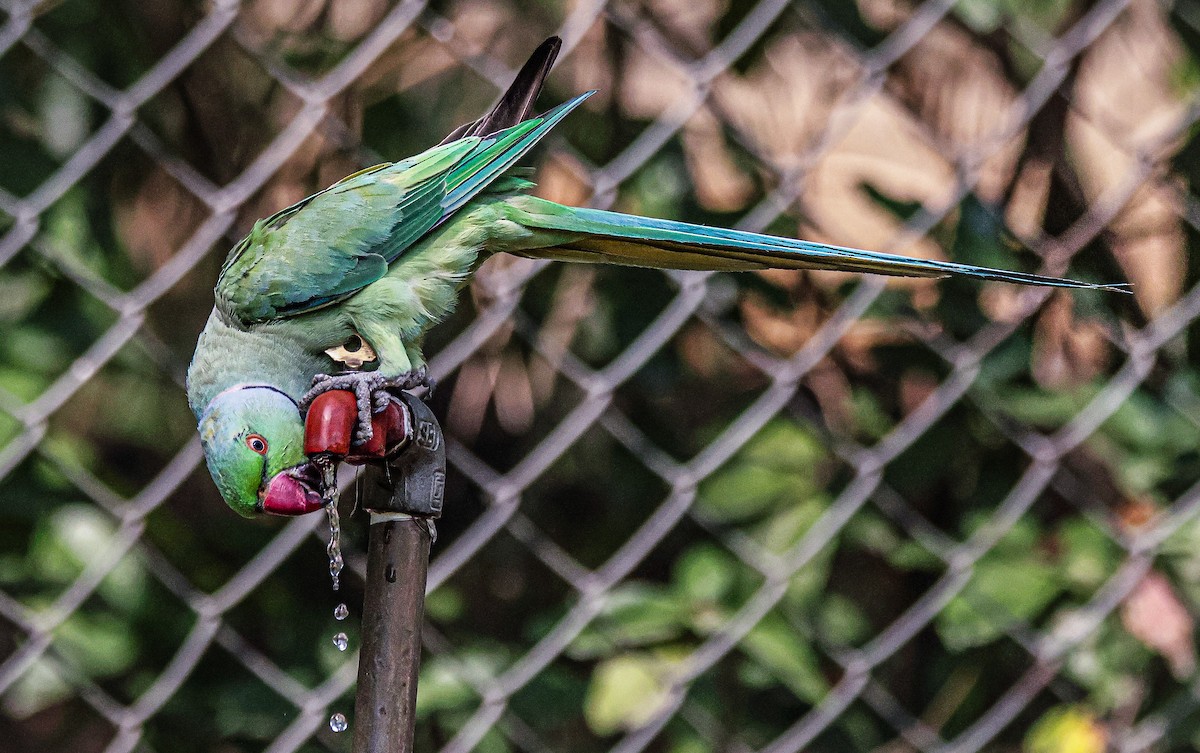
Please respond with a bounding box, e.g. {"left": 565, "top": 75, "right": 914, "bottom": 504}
{"left": 352, "top": 514, "right": 432, "bottom": 753}
{"left": 349, "top": 392, "right": 444, "bottom": 753}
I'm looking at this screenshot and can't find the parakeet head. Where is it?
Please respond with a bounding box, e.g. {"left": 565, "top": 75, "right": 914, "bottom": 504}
{"left": 197, "top": 386, "right": 325, "bottom": 517}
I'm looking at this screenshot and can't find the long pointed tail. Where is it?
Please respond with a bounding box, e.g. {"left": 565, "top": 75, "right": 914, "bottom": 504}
{"left": 500, "top": 196, "right": 1129, "bottom": 293}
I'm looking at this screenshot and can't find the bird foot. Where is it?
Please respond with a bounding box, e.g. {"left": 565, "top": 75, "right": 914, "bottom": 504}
{"left": 300, "top": 367, "right": 431, "bottom": 445}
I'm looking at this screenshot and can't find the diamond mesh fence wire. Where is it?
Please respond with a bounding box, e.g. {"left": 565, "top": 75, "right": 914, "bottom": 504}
{"left": 3, "top": 0, "right": 1200, "bottom": 751}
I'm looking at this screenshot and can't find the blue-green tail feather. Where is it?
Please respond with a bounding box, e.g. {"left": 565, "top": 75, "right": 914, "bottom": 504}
{"left": 502, "top": 196, "right": 1129, "bottom": 293}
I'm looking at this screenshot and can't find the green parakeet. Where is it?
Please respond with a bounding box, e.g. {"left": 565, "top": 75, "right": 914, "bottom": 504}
{"left": 187, "top": 38, "right": 1125, "bottom": 518}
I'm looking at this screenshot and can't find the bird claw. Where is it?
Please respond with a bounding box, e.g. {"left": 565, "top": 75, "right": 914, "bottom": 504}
{"left": 300, "top": 368, "right": 432, "bottom": 446}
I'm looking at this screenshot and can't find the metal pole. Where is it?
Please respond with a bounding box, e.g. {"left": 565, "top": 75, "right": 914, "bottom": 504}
{"left": 352, "top": 515, "right": 432, "bottom": 753}
{"left": 350, "top": 393, "right": 445, "bottom": 753}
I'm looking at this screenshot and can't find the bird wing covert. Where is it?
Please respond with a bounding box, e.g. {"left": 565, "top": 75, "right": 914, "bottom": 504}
{"left": 214, "top": 92, "right": 593, "bottom": 324}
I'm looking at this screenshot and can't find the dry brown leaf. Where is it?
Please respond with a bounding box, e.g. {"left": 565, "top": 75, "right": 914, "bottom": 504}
{"left": 899, "top": 370, "right": 938, "bottom": 416}
{"left": 713, "top": 33, "right": 863, "bottom": 168}
{"left": 327, "top": 0, "right": 388, "bottom": 42}
{"left": 644, "top": 0, "right": 723, "bottom": 50}
{"left": 1031, "top": 293, "right": 1110, "bottom": 389}
{"left": 1114, "top": 235, "right": 1187, "bottom": 318}
{"left": 115, "top": 168, "right": 207, "bottom": 272}
{"left": 442, "top": 0, "right": 512, "bottom": 57}
{"left": 804, "top": 358, "right": 855, "bottom": 432}
{"left": 619, "top": 44, "right": 694, "bottom": 120}
{"left": 753, "top": 268, "right": 802, "bottom": 292}
{"left": 448, "top": 353, "right": 502, "bottom": 442}
{"left": 887, "top": 21, "right": 1021, "bottom": 191}
{"left": 560, "top": 21, "right": 615, "bottom": 111}
{"left": 682, "top": 109, "right": 755, "bottom": 212}
{"left": 837, "top": 319, "right": 913, "bottom": 372}
{"left": 739, "top": 293, "right": 822, "bottom": 355}
{"left": 677, "top": 324, "right": 740, "bottom": 380}
{"left": 1069, "top": 0, "right": 1187, "bottom": 315}
{"left": 1121, "top": 571, "right": 1196, "bottom": 679}
{"left": 788, "top": 92, "right": 958, "bottom": 292}
{"left": 535, "top": 153, "right": 594, "bottom": 207}
{"left": 495, "top": 350, "right": 535, "bottom": 435}
{"left": 1004, "top": 158, "right": 1053, "bottom": 241}
{"left": 246, "top": 0, "right": 326, "bottom": 36}
{"left": 529, "top": 265, "right": 596, "bottom": 405}
{"left": 856, "top": 0, "right": 913, "bottom": 31}
{"left": 447, "top": 317, "right": 517, "bottom": 441}
{"left": 978, "top": 283, "right": 1029, "bottom": 324}
{"left": 1074, "top": 0, "right": 1186, "bottom": 154}
{"left": 355, "top": 33, "right": 457, "bottom": 94}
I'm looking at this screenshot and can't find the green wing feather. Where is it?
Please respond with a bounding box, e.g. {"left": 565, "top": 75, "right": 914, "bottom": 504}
{"left": 215, "top": 92, "right": 594, "bottom": 324}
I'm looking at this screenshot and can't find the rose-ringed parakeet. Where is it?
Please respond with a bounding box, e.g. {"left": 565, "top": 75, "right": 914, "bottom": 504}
{"left": 187, "top": 37, "right": 1126, "bottom": 518}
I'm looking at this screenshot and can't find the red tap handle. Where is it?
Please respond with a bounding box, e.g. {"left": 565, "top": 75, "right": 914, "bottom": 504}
{"left": 304, "top": 391, "right": 356, "bottom": 456}
{"left": 304, "top": 390, "right": 411, "bottom": 463}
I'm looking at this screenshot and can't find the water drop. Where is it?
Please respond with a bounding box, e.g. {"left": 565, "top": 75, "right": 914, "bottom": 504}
{"left": 315, "top": 457, "right": 344, "bottom": 592}
{"left": 329, "top": 712, "right": 348, "bottom": 733}
{"left": 334, "top": 603, "right": 349, "bottom": 621}
{"left": 333, "top": 632, "right": 348, "bottom": 651}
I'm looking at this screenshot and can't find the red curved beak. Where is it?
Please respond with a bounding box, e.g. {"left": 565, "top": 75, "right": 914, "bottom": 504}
{"left": 260, "top": 464, "right": 325, "bottom": 516}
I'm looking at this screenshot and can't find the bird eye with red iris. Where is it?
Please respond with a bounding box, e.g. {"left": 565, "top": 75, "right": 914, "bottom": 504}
{"left": 246, "top": 434, "right": 268, "bottom": 454}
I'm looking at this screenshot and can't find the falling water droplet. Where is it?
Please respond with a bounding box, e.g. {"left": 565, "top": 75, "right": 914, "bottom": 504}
{"left": 329, "top": 712, "right": 348, "bottom": 733}
{"left": 315, "top": 457, "right": 343, "bottom": 591}
{"left": 334, "top": 603, "right": 349, "bottom": 621}
{"left": 333, "top": 632, "right": 349, "bottom": 651}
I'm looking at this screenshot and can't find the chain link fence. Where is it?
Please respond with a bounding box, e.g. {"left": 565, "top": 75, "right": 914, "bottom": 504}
{"left": 3, "top": 0, "right": 1200, "bottom": 751}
